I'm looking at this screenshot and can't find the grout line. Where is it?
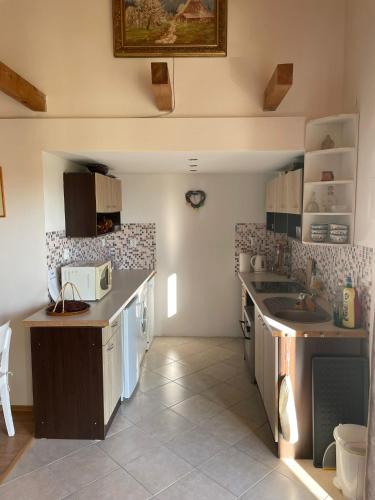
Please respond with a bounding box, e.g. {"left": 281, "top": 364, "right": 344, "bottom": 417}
{"left": 98, "top": 446, "right": 156, "bottom": 497}
{"left": 59, "top": 466, "right": 122, "bottom": 500}
{"left": 234, "top": 467, "right": 275, "bottom": 498}
{"left": 0, "top": 439, "right": 99, "bottom": 487}
{"left": 147, "top": 469, "right": 195, "bottom": 498}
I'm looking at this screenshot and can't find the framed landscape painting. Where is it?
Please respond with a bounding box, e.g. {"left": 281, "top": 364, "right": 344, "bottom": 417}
{"left": 112, "top": 0, "right": 227, "bottom": 57}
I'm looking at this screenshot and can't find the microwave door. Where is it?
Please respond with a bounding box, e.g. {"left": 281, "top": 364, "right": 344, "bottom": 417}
{"left": 100, "top": 266, "right": 110, "bottom": 291}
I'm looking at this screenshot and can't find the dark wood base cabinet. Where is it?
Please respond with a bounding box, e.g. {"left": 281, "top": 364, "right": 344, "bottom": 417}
{"left": 31, "top": 326, "right": 121, "bottom": 440}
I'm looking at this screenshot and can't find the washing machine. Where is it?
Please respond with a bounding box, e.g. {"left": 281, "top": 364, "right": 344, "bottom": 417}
{"left": 146, "top": 277, "right": 155, "bottom": 350}
{"left": 121, "top": 277, "right": 155, "bottom": 399}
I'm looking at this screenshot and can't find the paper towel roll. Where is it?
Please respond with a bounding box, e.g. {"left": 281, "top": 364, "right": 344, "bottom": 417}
{"left": 239, "top": 253, "right": 251, "bottom": 273}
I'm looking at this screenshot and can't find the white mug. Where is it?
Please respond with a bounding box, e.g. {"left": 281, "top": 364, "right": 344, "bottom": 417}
{"left": 250, "top": 255, "right": 266, "bottom": 273}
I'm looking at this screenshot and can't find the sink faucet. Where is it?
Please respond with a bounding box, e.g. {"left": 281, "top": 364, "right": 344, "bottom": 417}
{"left": 295, "top": 291, "right": 317, "bottom": 312}
{"left": 290, "top": 268, "right": 308, "bottom": 287}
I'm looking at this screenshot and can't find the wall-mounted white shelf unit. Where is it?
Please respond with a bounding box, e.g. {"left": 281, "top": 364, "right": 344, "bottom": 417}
{"left": 303, "top": 114, "right": 358, "bottom": 245}
{"left": 304, "top": 180, "right": 354, "bottom": 186}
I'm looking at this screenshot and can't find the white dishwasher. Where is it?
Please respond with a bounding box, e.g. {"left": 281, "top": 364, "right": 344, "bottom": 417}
{"left": 122, "top": 293, "right": 145, "bottom": 399}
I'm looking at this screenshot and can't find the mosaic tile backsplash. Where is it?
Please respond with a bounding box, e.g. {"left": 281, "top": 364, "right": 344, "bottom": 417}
{"left": 291, "top": 239, "right": 374, "bottom": 332}
{"left": 234, "top": 223, "right": 288, "bottom": 273}
{"left": 46, "top": 224, "right": 156, "bottom": 272}
{"left": 235, "top": 223, "right": 374, "bottom": 332}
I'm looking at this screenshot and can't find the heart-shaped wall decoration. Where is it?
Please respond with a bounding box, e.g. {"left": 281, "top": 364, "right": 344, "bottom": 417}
{"left": 185, "top": 190, "right": 206, "bottom": 209}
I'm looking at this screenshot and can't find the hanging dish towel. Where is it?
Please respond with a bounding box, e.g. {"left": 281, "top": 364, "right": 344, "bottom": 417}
{"left": 279, "top": 375, "right": 299, "bottom": 443}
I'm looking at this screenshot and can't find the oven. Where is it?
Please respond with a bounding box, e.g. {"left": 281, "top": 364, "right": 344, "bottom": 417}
{"left": 239, "top": 303, "right": 255, "bottom": 383}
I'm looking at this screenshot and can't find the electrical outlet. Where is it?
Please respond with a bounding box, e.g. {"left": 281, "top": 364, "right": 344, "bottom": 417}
{"left": 129, "top": 238, "right": 138, "bottom": 248}
{"left": 101, "top": 238, "right": 106, "bottom": 247}
{"left": 249, "top": 237, "right": 254, "bottom": 247}
{"left": 63, "top": 248, "right": 70, "bottom": 261}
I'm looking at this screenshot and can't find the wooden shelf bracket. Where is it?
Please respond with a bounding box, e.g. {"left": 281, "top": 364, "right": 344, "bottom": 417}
{"left": 0, "top": 61, "right": 46, "bottom": 112}
{"left": 151, "top": 62, "right": 173, "bottom": 112}
{"left": 263, "top": 63, "right": 293, "bottom": 111}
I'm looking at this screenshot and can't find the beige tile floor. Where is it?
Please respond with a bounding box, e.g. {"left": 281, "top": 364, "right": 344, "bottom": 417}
{"left": 0, "top": 337, "right": 345, "bottom": 499}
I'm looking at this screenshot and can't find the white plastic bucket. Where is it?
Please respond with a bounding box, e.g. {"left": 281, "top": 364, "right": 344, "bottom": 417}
{"left": 333, "top": 424, "right": 367, "bottom": 500}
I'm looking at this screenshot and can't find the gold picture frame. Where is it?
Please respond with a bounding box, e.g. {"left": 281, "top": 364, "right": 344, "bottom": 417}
{"left": 112, "top": 0, "right": 227, "bottom": 57}
{"left": 0, "top": 167, "right": 5, "bottom": 218}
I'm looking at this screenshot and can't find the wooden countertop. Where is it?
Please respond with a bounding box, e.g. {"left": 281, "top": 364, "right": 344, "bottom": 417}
{"left": 239, "top": 272, "right": 367, "bottom": 339}
{"left": 23, "top": 270, "right": 156, "bottom": 328}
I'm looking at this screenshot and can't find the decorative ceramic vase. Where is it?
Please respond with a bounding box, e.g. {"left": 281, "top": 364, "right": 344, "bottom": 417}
{"left": 306, "top": 191, "right": 320, "bottom": 212}
{"left": 321, "top": 134, "right": 335, "bottom": 150}
{"left": 321, "top": 171, "right": 334, "bottom": 181}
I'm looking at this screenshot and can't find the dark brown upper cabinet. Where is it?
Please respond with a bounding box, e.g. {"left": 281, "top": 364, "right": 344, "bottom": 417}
{"left": 64, "top": 173, "right": 122, "bottom": 238}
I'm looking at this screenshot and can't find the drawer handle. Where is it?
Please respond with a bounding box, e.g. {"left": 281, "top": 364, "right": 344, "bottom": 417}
{"left": 239, "top": 320, "right": 251, "bottom": 340}
{"left": 107, "top": 343, "right": 114, "bottom": 351}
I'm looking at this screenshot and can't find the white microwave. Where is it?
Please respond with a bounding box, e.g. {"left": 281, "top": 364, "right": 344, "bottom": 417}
{"left": 61, "top": 261, "right": 112, "bottom": 301}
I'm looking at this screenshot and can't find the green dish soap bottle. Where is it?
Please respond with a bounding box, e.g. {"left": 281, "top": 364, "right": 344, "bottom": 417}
{"left": 333, "top": 279, "right": 343, "bottom": 327}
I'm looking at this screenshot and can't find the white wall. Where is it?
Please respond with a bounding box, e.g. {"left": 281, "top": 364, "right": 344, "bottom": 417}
{"left": 0, "top": 0, "right": 346, "bottom": 118}
{"left": 120, "top": 173, "right": 266, "bottom": 338}
{"left": 43, "top": 153, "right": 86, "bottom": 232}
{"left": 343, "top": 3, "right": 375, "bottom": 490}
{"left": 344, "top": 0, "right": 375, "bottom": 249}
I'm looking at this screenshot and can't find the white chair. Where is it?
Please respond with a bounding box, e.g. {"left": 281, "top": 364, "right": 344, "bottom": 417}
{"left": 0, "top": 322, "right": 14, "bottom": 437}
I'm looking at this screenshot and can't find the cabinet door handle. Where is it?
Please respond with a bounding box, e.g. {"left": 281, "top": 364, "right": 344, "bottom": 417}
{"left": 107, "top": 343, "right": 114, "bottom": 351}
{"left": 238, "top": 320, "right": 251, "bottom": 340}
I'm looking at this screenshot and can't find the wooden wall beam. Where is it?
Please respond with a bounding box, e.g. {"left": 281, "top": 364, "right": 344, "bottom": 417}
{"left": 0, "top": 62, "right": 46, "bottom": 112}
{"left": 264, "top": 63, "right": 293, "bottom": 111}
{"left": 151, "top": 62, "right": 172, "bottom": 112}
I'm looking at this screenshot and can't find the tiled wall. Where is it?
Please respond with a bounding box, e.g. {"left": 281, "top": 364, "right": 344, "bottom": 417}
{"left": 46, "top": 223, "right": 156, "bottom": 272}
{"left": 234, "top": 223, "right": 288, "bottom": 273}
{"left": 291, "top": 240, "right": 374, "bottom": 332}
{"left": 235, "top": 223, "right": 374, "bottom": 332}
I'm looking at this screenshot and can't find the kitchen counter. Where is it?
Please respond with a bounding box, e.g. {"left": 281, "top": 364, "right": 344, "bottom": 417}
{"left": 239, "top": 271, "right": 366, "bottom": 460}
{"left": 24, "top": 269, "right": 155, "bottom": 441}
{"left": 238, "top": 271, "right": 367, "bottom": 338}
{"left": 24, "top": 269, "right": 156, "bottom": 328}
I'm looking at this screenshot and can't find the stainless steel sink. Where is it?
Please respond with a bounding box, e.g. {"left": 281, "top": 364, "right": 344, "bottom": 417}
{"left": 263, "top": 297, "right": 331, "bottom": 324}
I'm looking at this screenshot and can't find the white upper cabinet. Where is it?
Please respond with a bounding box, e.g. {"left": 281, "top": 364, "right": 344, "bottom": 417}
{"left": 286, "top": 169, "right": 303, "bottom": 214}
{"left": 266, "top": 177, "right": 277, "bottom": 212}
{"left": 265, "top": 171, "right": 302, "bottom": 215}
{"left": 95, "top": 174, "right": 122, "bottom": 213}
{"left": 277, "top": 174, "right": 288, "bottom": 214}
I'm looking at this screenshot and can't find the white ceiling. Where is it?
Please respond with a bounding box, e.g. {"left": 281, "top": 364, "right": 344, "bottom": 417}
{"left": 55, "top": 150, "right": 304, "bottom": 175}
